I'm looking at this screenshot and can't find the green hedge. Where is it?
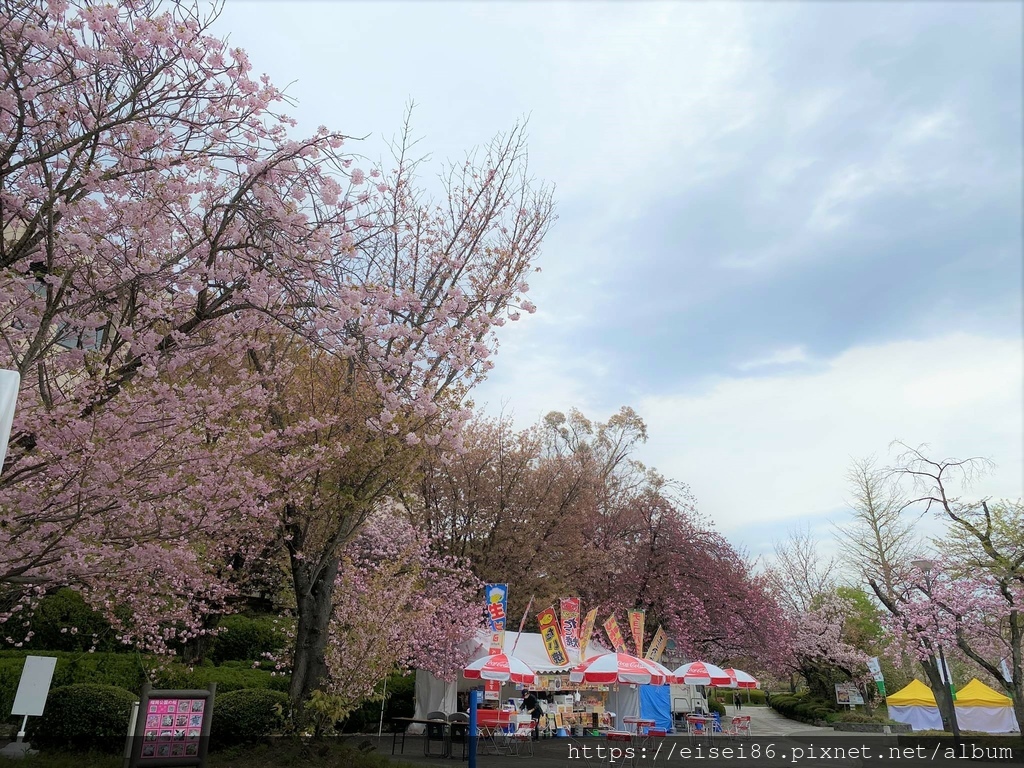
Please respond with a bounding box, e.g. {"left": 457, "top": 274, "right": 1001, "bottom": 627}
{"left": 340, "top": 672, "right": 415, "bottom": 733}
{"left": 26, "top": 684, "right": 137, "bottom": 752}
{"left": 19, "top": 590, "right": 120, "bottom": 653}
{"left": 209, "top": 615, "right": 290, "bottom": 664}
{"left": 768, "top": 691, "right": 837, "bottom": 724}
{"left": 0, "top": 650, "right": 289, "bottom": 726}
{"left": 722, "top": 689, "right": 766, "bottom": 707}
{"left": 705, "top": 695, "right": 726, "bottom": 717}
{"left": 210, "top": 688, "right": 290, "bottom": 748}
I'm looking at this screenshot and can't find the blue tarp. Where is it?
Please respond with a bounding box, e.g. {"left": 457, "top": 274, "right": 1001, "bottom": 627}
{"left": 639, "top": 685, "right": 672, "bottom": 732}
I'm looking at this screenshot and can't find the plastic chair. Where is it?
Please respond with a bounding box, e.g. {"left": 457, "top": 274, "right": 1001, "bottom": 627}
{"left": 424, "top": 710, "right": 448, "bottom": 757}
{"left": 509, "top": 722, "right": 534, "bottom": 757}
{"left": 734, "top": 715, "right": 751, "bottom": 737}
{"left": 448, "top": 712, "right": 468, "bottom": 759}
{"left": 686, "top": 715, "right": 710, "bottom": 744}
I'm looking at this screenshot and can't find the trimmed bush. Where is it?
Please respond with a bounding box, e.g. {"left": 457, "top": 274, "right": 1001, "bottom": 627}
{"left": 340, "top": 672, "right": 415, "bottom": 733}
{"left": 21, "top": 589, "right": 119, "bottom": 653}
{"left": 0, "top": 650, "right": 289, "bottom": 726}
{"left": 153, "top": 663, "right": 290, "bottom": 694}
{"left": 706, "top": 697, "right": 726, "bottom": 717}
{"left": 210, "top": 615, "right": 289, "bottom": 664}
{"left": 0, "top": 651, "right": 147, "bottom": 723}
{"left": 741, "top": 689, "right": 766, "bottom": 706}
{"left": 833, "top": 710, "right": 887, "bottom": 724}
{"left": 210, "top": 688, "right": 290, "bottom": 748}
{"left": 26, "top": 684, "right": 137, "bottom": 752}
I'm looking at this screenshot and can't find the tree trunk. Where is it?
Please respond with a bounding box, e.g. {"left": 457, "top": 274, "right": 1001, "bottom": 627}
{"left": 288, "top": 554, "right": 341, "bottom": 714}
{"left": 181, "top": 613, "right": 221, "bottom": 665}
{"left": 921, "top": 657, "right": 957, "bottom": 732}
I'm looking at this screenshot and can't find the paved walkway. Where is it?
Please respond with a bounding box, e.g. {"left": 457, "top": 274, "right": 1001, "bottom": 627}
{"left": 376, "top": 707, "right": 886, "bottom": 768}
{"left": 734, "top": 704, "right": 837, "bottom": 737}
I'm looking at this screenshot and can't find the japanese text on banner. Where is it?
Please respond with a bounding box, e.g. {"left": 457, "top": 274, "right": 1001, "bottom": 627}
{"left": 485, "top": 584, "right": 508, "bottom": 655}
{"left": 603, "top": 614, "right": 629, "bottom": 654}
{"left": 644, "top": 626, "right": 668, "bottom": 662}
{"left": 537, "top": 606, "right": 569, "bottom": 667}
{"left": 627, "top": 609, "right": 645, "bottom": 657}
{"left": 560, "top": 598, "right": 581, "bottom": 662}
{"left": 579, "top": 608, "right": 598, "bottom": 660}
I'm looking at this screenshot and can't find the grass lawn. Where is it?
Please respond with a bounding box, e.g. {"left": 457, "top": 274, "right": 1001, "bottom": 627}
{"left": 16, "top": 738, "right": 419, "bottom": 768}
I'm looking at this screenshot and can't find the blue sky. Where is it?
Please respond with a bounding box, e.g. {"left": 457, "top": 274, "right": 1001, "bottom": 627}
{"left": 215, "top": 1, "right": 1023, "bottom": 557}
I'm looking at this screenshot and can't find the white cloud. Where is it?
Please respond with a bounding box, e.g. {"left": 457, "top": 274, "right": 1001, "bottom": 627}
{"left": 736, "top": 345, "right": 811, "bottom": 371}
{"left": 634, "top": 333, "right": 1023, "bottom": 552}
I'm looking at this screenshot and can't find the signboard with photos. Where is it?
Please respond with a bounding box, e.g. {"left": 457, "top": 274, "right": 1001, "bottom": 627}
{"left": 126, "top": 683, "right": 216, "bottom": 768}
{"left": 834, "top": 683, "right": 864, "bottom": 706}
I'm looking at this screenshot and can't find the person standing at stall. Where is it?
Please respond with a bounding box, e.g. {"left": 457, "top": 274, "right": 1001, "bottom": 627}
{"left": 520, "top": 689, "right": 543, "bottom": 740}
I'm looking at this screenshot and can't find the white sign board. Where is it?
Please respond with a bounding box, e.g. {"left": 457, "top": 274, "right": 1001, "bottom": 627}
{"left": 12, "top": 656, "right": 57, "bottom": 717}
{"left": 0, "top": 369, "right": 19, "bottom": 474}
{"left": 835, "top": 682, "right": 864, "bottom": 706}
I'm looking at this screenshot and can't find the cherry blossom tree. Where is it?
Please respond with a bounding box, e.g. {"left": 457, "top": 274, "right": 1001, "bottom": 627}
{"left": 885, "top": 444, "right": 1024, "bottom": 734}
{"left": 786, "top": 590, "right": 870, "bottom": 700}
{"left": 584, "top": 476, "right": 792, "bottom": 671}
{"left": 834, "top": 455, "right": 936, "bottom": 706}
{"left": 0, "top": 0, "right": 555, "bottom": 698}
{"left": 265, "top": 510, "right": 480, "bottom": 727}
{"left": 401, "top": 411, "right": 605, "bottom": 620}
{"left": 839, "top": 444, "right": 1023, "bottom": 734}
{"left": 405, "top": 407, "right": 793, "bottom": 671}
{"left": 0, "top": 0, "right": 327, "bottom": 648}
{"left": 768, "top": 524, "right": 838, "bottom": 615}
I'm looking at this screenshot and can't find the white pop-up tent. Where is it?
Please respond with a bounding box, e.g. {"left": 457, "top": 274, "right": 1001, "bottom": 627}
{"left": 886, "top": 679, "right": 942, "bottom": 731}
{"left": 954, "top": 678, "right": 1019, "bottom": 733}
{"left": 410, "top": 630, "right": 614, "bottom": 729}
{"left": 887, "top": 677, "right": 1021, "bottom": 734}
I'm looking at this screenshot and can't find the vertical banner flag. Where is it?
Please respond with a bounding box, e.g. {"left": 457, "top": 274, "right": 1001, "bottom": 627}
{"left": 603, "top": 615, "right": 629, "bottom": 654}
{"left": 867, "top": 656, "right": 886, "bottom": 695}
{"left": 644, "top": 626, "right": 668, "bottom": 662}
{"left": 1000, "top": 658, "right": 1012, "bottom": 683}
{"left": 627, "top": 609, "right": 646, "bottom": 657}
{"left": 560, "top": 598, "right": 581, "bottom": 662}
{"left": 579, "top": 608, "right": 598, "bottom": 661}
{"left": 485, "top": 679, "right": 501, "bottom": 701}
{"left": 510, "top": 594, "right": 535, "bottom": 657}
{"left": 537, "top": 606, "right": 569, "bottom": 667}
{"left": 485, "top": 584, "right": 508, "bottom": 655}
{"left": 0, "top": 370, "right": 19, "bottom": 475}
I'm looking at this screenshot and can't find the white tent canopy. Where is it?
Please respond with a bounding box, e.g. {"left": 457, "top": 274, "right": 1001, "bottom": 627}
{"left": 886, "top": 678, "right": 1020, "bottom": 734}
{"left": 410, "top": 630, "right": 615, "bottom": 729}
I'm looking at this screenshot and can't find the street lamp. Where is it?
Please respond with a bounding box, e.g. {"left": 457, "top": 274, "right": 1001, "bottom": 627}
{"left": 911, "top": 558, "right": 961, "bottom": 747}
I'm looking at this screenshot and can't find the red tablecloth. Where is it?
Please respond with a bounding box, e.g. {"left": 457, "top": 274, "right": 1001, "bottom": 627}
{"left": 476, "top": 710, "right": 517, "bottom": 728}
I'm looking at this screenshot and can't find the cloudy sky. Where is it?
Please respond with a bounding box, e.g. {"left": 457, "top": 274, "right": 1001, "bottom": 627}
{"left": 214, "top": 1, "right": 1023, "bottom": 557}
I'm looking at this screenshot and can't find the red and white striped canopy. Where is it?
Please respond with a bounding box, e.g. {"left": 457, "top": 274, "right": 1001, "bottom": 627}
{"left": 642, "top": 658, "right": 678, "bottom": 684}
{"left": 672, "top": 660, "right": 732, "bottom": 686}
{"left": 569, "top": 653, "right": 672, "bottom": 686}
{"left": 724, "top": 668, "right": 759, "bottom": 689}
{"left": 463, "top": 653, "right": 537, "bottom": 684}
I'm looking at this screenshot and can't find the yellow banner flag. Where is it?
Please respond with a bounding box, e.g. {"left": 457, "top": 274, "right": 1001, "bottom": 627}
{"left": 603, "top": 614, "right": 629, "bottom": 654}
{"left": 627, "top": 609, "right": 646, "bottom": 657}
{"left": 538, "top": 606, "right": 570, "bottom": 667}
{"left": 645, "top": 626, "right": 668, "bottom": 662}
{"left": 579, "top": 608, "right": 598, "bottom": 660}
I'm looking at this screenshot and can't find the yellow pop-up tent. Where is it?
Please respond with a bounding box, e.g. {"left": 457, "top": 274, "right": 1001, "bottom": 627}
{"left": 886, "top": 679, "right": 940, "bottom": 730}
{"left": 954, "top": 678, "right": 1019, "bottom": 733}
